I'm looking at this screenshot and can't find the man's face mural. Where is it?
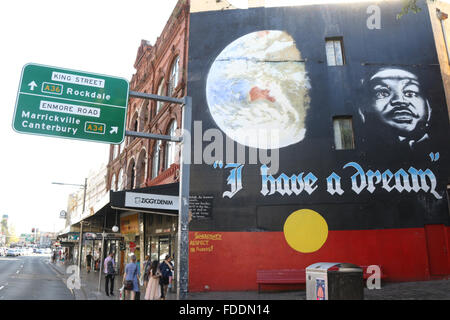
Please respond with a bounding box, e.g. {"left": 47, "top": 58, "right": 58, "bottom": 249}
{"left": 364, "top": 69, "right": 431, "bottom": 138}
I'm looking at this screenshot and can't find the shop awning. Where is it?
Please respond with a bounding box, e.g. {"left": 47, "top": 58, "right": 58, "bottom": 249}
{"left": 110, "top": 182, "right": 179, "bottom": 216}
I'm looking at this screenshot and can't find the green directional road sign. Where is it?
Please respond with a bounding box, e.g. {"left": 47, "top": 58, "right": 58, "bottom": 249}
{"left": 13, "top": 63, "right": 129, "bottom": 144}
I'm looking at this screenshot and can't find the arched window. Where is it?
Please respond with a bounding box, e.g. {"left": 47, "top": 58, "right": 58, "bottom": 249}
{"left": 129, "top": 112, "right": 139, "bottom": 143}
{"left": 110, "top": 174, "right": 116, "bottom": 191}
{"left": 127, "top": 159, "right": 136, "bottom": 190}
{"left": 156, "top": 78, "right": 165, "bottom": 114}
{"left": 140, "top": 101, "right": 150, "bottom": 131}
{"left": 118, "top": 168, "right": 124, "bottom": 191}
{"left": 168, "top": 56, "right": 180, "bottom": 96}
{"left": 136, "top": 149, "right": 147, "bottom": 187}
{"left": 164, "top": 120, "right": 178, "bottom": 169}
{"left": 152, "top": 140, "right": 161, "bottom": 179}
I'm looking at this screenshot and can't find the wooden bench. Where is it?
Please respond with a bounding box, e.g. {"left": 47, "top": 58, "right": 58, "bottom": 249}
{"left": 256, "top": 269, "right": 306, "bottom": 292}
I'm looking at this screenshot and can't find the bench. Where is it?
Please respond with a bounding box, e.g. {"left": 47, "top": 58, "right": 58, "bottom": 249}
{"left": 256, "top": 269, "right": 306, "bottom": 292}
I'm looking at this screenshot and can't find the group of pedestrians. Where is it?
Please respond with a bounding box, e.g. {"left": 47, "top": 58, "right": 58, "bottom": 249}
{"left": 123, "top": 254, "right": 174, "bottom": 300}
{"left": 100, "top": 251, "right": 174, "bottom": 300}
{"left": 142, "top": 254, "right": 174, "bottom": 300}
{"left": 51, "top": 248, "right": 71, "bottom": 265}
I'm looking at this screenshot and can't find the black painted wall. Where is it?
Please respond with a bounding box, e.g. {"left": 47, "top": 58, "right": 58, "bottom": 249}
{"left": 187, "top": 0, "right": 450, "bottom": 232}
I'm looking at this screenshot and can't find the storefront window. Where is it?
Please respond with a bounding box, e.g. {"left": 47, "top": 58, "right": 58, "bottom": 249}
{"left": 147, "top": 235, "right": 172, "bottom": 263}
{"left": 149, "top": 237, "right": 158, "bottom": 262}
{"left": 159, "top": 236, "right": 170, "bottom": 262}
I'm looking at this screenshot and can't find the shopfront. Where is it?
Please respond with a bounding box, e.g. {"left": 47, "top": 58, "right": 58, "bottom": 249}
{"left": 145, "top": 214, "right": 177, "bottom": 263}
{"left": 111, "top": 183, "right": 179, "bottom": 275}
{"left": 120, "top": 212, "right": 141, "bottom": 273}
{"left": 57, "top": 232, "right": 79, "bottom": 264}
{"left": 83, "top": 232, "right": 124, "bottom": 272}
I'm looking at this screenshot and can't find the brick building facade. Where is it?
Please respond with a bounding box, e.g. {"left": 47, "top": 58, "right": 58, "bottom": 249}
{"left": 107, "top": 1, "right": 189, "bottom": 193}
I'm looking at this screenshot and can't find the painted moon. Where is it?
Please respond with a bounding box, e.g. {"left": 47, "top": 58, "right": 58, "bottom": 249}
{"left": 206, "top": 30, "right": 311, "bottom": 149}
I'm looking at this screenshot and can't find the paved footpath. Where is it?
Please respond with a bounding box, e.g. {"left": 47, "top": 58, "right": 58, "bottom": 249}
{"left": 187, "top": 279, "right": 450, "bottom": 300}
{"left": 48, "top": 260, "right": 450, "bottom": 300}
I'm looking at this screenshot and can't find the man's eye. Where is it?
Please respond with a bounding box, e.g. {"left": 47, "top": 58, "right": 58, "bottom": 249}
{"left": 375, "top": 90, "right": 390, "bottom": 98}
{"left": 404, "top": 90, "right": 418, "bottom": 98}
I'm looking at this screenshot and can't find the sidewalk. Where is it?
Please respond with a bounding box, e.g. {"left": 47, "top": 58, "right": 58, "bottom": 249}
{"left": 47, "top": 260, "right": 450, "bottom": 300}
{"left": 48, "top": 260, "right": 176, "bottom": 300}
{"left": 186, "top": 279, "right": 450, "bottom": 300}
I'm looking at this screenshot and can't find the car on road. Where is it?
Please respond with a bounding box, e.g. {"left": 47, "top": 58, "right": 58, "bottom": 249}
{"left": 6, "top": 248, "right": 19, "bottom": 257}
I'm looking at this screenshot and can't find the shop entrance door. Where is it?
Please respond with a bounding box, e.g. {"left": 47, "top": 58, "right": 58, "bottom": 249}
{"left": 148, "top": 235, "right": 172, "bottom": 263}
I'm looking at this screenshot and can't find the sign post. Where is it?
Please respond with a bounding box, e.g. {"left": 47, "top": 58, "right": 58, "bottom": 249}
{"left": 13, "top": 63, "right": 129, "bottom": 144}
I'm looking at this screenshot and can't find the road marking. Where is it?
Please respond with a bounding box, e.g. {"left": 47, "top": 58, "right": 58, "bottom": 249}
{"left": 16, "top": 270, "right": 20, "bottom": 274}
{"left": 0, "top": 286, "right": 4, "bottom": 291}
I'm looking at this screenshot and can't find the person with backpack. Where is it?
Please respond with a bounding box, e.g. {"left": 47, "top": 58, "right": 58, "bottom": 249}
{"left": 104, "top": 252, "right": 116, "bottom": 296}
{"left": 159, "top": 255, "right": 173, "bottom": 300}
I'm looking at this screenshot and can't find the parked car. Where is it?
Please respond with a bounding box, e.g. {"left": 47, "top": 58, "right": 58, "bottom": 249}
{"left": 6, "top": 248, "right": 18, "bottom": 257}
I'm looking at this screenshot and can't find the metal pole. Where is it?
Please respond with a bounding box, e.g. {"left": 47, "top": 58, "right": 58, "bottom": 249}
{"left": 129, "top": 91, "right": 184, "bottom": 104}
{"left": 98, "top": 211, "right": 108, "bottom": 292}
{"left": 78, "top": 178, "right": 87, "bottom": 270}
{"left": 97, "top": 232, "right": 105, "bottom": 292}
{"left": 82, "top": 178, "right": 87, "bottom": 213}
{"left": 77, "top": 222, "right": 83, "bottom": 268}
{"left": 125, "top": 130, "right": 182, "bottom": 142}
{"left": 176, "top": 96, "right": 192, "bottom": 300}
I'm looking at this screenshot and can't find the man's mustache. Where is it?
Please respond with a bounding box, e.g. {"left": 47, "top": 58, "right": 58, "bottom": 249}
{"left": 385, "top": 103, "right": 420, "bottom": 119}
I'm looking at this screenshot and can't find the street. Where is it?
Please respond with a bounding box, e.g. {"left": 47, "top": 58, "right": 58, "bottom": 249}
{"left": 0, "top": 254, "right": 74, "bottom": 300}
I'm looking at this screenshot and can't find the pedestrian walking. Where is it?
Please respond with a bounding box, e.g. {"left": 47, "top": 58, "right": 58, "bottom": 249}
{"left": 159, "top": 255, "right": 173, "bottom": 300}
{"left": 144, "top": 260, "right": 161, "bottom": 300}
{"left": 86, "top": 251, "right": 93, "bottom": 273}
{"left": 123, "top": 254, "right": 139, "bottom": 300}
{"left": 104, "top": 252, "right": 116, "bottom": 296}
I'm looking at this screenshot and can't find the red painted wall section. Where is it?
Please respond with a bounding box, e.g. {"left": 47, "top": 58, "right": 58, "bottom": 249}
{"left": 447, "top": 226, "right": 450, "bottom": 270}
{"left": 424, "top": 224, "right": 450, "bottom": 276}
{"left": 188, "top": 228, "right": 439, "bottom": 292}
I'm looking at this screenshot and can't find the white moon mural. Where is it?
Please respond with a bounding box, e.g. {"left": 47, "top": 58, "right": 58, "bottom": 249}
{"left": 206, "top": 30, "right": 311, "bottom": 149}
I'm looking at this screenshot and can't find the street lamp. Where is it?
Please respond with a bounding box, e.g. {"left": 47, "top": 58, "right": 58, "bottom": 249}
{"left": 52, "top": 178, "right": 87, "bottom": 270}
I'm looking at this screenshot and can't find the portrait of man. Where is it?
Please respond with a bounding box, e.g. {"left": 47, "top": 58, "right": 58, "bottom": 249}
{"left": 358, "top": 68, "right": 432, "bottom": 150}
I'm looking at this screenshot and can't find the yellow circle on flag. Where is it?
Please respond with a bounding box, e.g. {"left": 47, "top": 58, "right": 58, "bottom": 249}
{"left": 283, "top": 209, "right": 328, "bottom": 253}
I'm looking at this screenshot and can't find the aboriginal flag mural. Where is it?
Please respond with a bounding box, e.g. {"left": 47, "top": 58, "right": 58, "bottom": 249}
{"left": 187, "top": 0, "right": 450, "bottom": 291}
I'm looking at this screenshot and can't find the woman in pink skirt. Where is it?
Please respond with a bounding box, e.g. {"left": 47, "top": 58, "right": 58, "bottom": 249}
{"left": 144, "top": 260, "right": 161, "bottom": 300}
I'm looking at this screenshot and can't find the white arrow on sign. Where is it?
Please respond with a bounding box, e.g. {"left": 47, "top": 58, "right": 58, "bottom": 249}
{"left": 110, "top": 126, "right": 118, "bottom": 134}
{"left": 28, "top": 81, "right": 37, "bottom": 91}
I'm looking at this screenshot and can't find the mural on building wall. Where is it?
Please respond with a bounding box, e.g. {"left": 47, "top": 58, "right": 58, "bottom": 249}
{"left": 188, "top": 2, "right": 450, "bottom": 249}
{"left": 206, "top": 30, "right": 311, "bottom": 149}
{"left": 358, "top": 67, "right": 433, "bottom": 150}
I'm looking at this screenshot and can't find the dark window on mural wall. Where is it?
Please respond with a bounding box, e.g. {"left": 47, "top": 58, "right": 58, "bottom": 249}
{"left": 325, "top": 37, "right": 345, "bottom": 66}
{"left": 333, "top": 116, "right": 355, "bottom": 150}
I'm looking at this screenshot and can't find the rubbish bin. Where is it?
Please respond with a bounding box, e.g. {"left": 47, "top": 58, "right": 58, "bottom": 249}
{"left": 306, "top": 262, "right": 363, "bottom": 300}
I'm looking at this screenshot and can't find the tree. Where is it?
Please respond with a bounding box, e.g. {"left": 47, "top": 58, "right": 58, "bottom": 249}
{"left": 1, "top": 216, "right": 9, "bottom": 245}
{"left": 398, "top": 0, "right": 435, "bottom": 19}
